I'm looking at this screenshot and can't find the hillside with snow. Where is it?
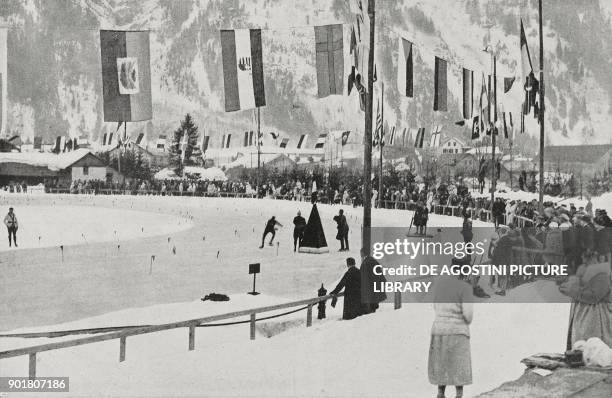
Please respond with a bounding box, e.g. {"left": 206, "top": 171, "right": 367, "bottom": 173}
{"left": 1, "top": 0, "right": 611, "bottom": 151}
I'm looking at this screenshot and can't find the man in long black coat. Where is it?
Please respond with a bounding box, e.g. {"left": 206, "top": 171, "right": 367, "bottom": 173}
{"left": 292, "top": 211, "right": 306, "bottom": 252}
{"left": 330, "top": 257, "right": 362, "bottom": 320}
{"left": 360, "top": 248, "right": 387, "bottom": 314}
{"left": 333, "top": 209, "right": 349, "bottom": 251}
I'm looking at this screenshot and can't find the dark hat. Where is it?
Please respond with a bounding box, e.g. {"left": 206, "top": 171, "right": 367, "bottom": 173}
{"left": 346, "top": 257, "right": 356, "bottom": 266}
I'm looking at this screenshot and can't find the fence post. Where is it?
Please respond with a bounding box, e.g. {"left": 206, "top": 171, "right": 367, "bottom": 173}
{"left": 306, "top": 304, "right": 312, "bottom": 327}
{"left": 394, "top": 291, "right": 402, "bottom": 309}
{"left": 189, "top": 324, "right": 195, "bottom": 351}
{"left": 28, "top": 353, "right": 36, "bottom": 379}
{"left": 119, "top": 336, "right": 126, "bottom": 362}
{"left": 250, "top": 313, "right": 256, "bottom": 340}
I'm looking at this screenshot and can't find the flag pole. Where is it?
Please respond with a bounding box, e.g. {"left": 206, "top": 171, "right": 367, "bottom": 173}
{"left": 379, "top": 82, "right": 384, "bottom": 208}
{"left": 538, "top": 0, "right": 545, "bottom": 211}
{"left": 362, "top": 0, "right": 375, "bottom": 255}
{"left": 257, "top": 107, "right": 261, "bottom": 197}
{"left": 490, "top": 54, "right": 497, "bottom": 214}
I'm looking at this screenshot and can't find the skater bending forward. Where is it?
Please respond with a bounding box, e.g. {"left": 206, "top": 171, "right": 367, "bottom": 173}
{"left": 260, "top": 216, "right": 283, "bottom": 248}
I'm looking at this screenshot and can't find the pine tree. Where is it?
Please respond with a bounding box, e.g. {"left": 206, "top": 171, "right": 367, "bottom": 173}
{"left": 169, "top": 113, "right": 200, "bottom": 175}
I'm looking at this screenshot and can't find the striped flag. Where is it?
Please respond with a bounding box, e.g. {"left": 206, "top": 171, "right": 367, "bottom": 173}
{"left": 156, "top": 135, "right": 166, "bottom": 150}
{"left": 429, "top": 125, "right": 442, "bottom": 147}
{"left": 315, "top": 24, "right": 344, "bottom": 97}
{"left": 373, "top": 100, "right": 383, "bottom": 147}
{"left": 414, "top": 128, "right": 425, "bottom": 149}
{"left": 0, "top": 28, "right": 6, "bottom": 137}
{"left": 388, "top": 126, "right": 396, "bottom": 146}
{"left": 279, "top": 138, "right": 289, "bottom": 148}
{"left": 221, "top": 29, "right": 266, "bottom": 112}
{"left": 314, "top": 134, "right": 327, "bottom": 149}
{"left": 397, "top": 38, "right": 413, "bottom": 97}
{"left": 297, "top": 134, "right": 308, "bottom": 149}
{"left": 100, "top": 30, "right": 152, "bottom": 122}
{"left": 433, "top": 57, "right": 448, "bottom": 111}
{"left": 462, "top": 68, "right": 473, "bottom": 119}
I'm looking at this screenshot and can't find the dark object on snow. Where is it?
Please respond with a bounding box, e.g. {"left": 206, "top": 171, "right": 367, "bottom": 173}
{"left": 201, "top": 293, "right": 230, "bottom": 302}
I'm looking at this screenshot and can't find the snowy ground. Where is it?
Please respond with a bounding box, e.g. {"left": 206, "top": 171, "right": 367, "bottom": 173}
{"left": 0, "top": 193, "right": 579, "bottom": 397}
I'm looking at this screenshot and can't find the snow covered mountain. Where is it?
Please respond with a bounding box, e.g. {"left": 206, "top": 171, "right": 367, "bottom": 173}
{"left": 1, "top": 0, "right": 611, "bottom": 151}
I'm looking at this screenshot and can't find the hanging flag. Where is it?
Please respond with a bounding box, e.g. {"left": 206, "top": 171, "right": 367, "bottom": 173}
{"left": 102, "top": 133, "right": 108, "bottom": 146}
{"left": 107, "top": 132, "right": 114, "bottom": 146}
{"left": 347, "top": 66, "right": 356, "bottom": 95}
{"left": 341, "top": 131, "right": 350, "bottom": 146}
{"left": 243, "top": 131, "right": 249, "bottom": 147}
{"left": 59, "top": 136, "right": 67, "bottom": 153}
{"left": 388, "top": 126, "right": 396, "bottom": 146}
{"left": 520, "top": 109, "right": 525, "bottom": 134}
{"left": 279, "top": 138, "right": 289, "bottom": 148}
{"left": 315, "top": 134, "right": 327, "bottom": 149}
{"left": 520, "top": 19, "right": 534, "bottom": 91}
{"left": 433, "top": 57, "right": 448, "bottom": 111}
{"left": 180, "top": 132, "right": 189, "bottom": 162}
{"left": 397, "top": 38, "right": 413, "bottom": 98}
{"left": 479, "top": 73, "right": 489, "bottom": 132}
{"left": 226, "top": 133, "right": 232, "bottom": 148}
{"left": 471, "top": 116, "right": 480, "bottom": 140}
{"left": 350, "top": 26, "right": 357, "bottom": 54}
{"left": 73, "top": 137, "right": 78, "bottom": 150}
{"left": 220, "top": 29, "right": 266, "bottom": 112}
{"left": 315, "top": 24, "right": 344, "bottom": 97}
{"left": 414, "top": 128, "right": 425, "bottom": 149}
{"left": 0, "top": 28, "right": 6, "bottom": 137}
{"left": 502, "top": 112, "right": 509, "bottom": 139}
{"left": 401, "top": 127, "right": 408, "bottom": 147}
{"left": 269, "top": 132, "right": 279, "bottom": 141}
{"left": 504, "top": 77, "right": 515, "bottom": 93}
{"left": 136, "top": 133, "right": 145, "bottom": 145}
{"left": 33, "top": 136, "right": 42, "bottom": 150}
{"left": 297, "top": 134, "right": 308, "bottom": 149}
{"left": 156, "top": 135, "right": 166, "bottom": 150}
{"left": 100, "top": 30, "right": 152, "bottom": 122}
{"left": 462, "top": 68, "right": 473, "bottom": 119}
{"left": 373, "top": 100, "right": 382, "bottom": 147}
{"left": 429, "top": 125, "right": 442, "bottom": 147}
{"left": 201, "top": 136, "right": 210, "bottom": 152}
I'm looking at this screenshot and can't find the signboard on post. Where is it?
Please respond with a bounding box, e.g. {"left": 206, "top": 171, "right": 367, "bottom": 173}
{"left": 248, "top": 263, "right": 260, "bottom": 295}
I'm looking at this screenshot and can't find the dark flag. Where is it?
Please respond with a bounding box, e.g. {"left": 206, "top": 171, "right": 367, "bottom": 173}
{"left": 220, "top": 29, "right": 266, "bottom": 111}
{"left": 504, "top": 77, "right": 515, "bottom": 93}
{"left": 341, "top": 130, "right": 350, "bottom": 146}
{"left": 249, "top": 131, "right": 254, "bottom": 146}
{"left": 136, "top": 133, "right": 144, "bottom": 145}
{"left": 201, "top": 136, "right": 210, "bottom": 151}
{"left": 520, "top": 20, "right": 533, "bottom": 92}
{"left": 397, "top": 38, "right": 413, "bottom": 97}
{"left": 462, "top": 68, "right": 473, "bottom": 119}
{"left": 297, "top": 134, "right": 308, "bottom": 149}
{"left": 502, "top": 112, "right": 509, "bottom": 139}
{"left": 350, "top": 26, "right": 357, "bottom": 54}
{"left": 433, "top": 57, "right": 447, "bottom": 111}
{"left": 100, "top": 30, "right": 152, "bottom": 122}
{"left": 414, "top": 127, "right": 425, "bottom": 149}
{"left": 225, "top": 133, "right": 232, "bottom": 148}
{"left": 455, "top": 120, "right": 466, "bottom": 126}
{"left": 107, "top": 133, "right": 114, "bottom": 146}
{"left": 102, "top": 133, "right": 107, "bottom": 146}
{"left": 315, "top": 24, "right": 344, "bottom": 97}
{"left": 279, "top": 138, "right": 289, "bottom": 148}
{"left": 315, "top": 134, "right": 327, "bottom": 149}
{"left": 472, "top": 116, "right": 480, "bottom": 140}
{"left": 244, "top": 131, "right": 249, "bottom": 147}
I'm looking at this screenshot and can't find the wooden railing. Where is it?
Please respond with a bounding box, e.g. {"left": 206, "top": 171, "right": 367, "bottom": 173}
{"left": 0, "top": 286, "right": 422, "bottom": 379}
